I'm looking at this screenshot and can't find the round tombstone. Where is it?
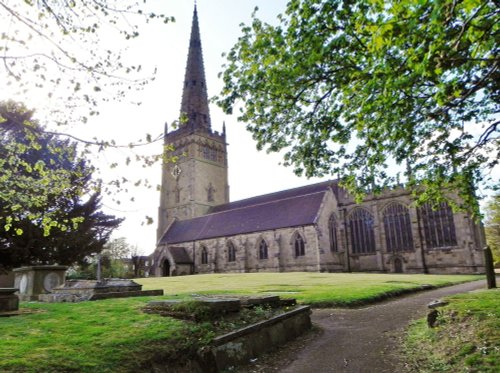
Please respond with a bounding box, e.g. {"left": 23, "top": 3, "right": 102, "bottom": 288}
{"left": 43, "top": 272, "right": 60, "bottom": 292}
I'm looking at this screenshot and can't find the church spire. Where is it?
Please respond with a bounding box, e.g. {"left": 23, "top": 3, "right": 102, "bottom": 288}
{"left": 180, "top": 4, "right": 211, "bottom": 132}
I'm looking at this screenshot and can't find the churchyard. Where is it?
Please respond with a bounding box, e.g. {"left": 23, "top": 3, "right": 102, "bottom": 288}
{"left": 0, "top": 272, "right": 492, "bottom": 372}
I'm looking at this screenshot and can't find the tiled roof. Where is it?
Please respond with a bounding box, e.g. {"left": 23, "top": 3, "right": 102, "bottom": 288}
{"left": 160, "top": 181, "right": 337, "bottom": 245}
{"left": 169, "top": 247, "right": 193, "bottom": 264}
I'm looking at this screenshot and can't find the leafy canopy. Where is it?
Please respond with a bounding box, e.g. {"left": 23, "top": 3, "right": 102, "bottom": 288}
{"left": 218, "top": 0, "right": 499, "bottom": 209}
{"left": 0, "top": 101, "right": 122, "bottom": 270}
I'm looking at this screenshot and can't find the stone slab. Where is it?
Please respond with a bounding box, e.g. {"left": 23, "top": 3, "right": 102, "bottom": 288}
{"left": 206, "top": 305, "right": 312, "bottom": 370}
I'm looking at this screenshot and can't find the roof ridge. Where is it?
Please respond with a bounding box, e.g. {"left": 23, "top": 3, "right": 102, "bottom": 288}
{"left": 205, "top": 190, "right": 328, "bottom": 217}
{"left": 212, "top": 180, "right": 336, "bottom": 211}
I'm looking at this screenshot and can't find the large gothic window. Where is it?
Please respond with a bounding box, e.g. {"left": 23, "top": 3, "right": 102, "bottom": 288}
{"left": 294, "top": 233, "right": 306, "bottom": 257}
{"left": 349, "top": 208, "right": 376, "bottom": 254}
{"left": 201, "top": 246, "right": 208, "bottom": 265}
{"left": 259, "top": 239, "right": 268, "bottom": 260}
{"left": 227, "top": 241, "right": 236, "bottom": 262}
{"left": 419, "top": 202, "right": 457, "bottom": 248}
{"left": 329, "top": 214, "right": 339, "bottom": 252}
{"left": 383, "top": 203, "right": 414, "bottom": 252}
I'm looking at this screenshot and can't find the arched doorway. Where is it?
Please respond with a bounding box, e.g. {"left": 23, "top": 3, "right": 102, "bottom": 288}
{"left": 394, "top": 258, "right": 403, "bottom": 273}
{"left": 163, "top": 259, "right": 171, "bottom": 277}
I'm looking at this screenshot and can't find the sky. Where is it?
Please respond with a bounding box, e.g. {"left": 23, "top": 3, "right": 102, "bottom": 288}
{"left": 1, "top": 1, "right": 497, "bottom": 256}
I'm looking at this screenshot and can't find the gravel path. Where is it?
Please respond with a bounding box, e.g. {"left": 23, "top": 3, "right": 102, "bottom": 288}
{"left": 238, "top": 279, "right": 491, "bottom": 373}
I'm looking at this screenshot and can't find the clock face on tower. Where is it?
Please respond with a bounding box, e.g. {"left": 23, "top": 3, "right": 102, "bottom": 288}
{"left": 171, "top": 165, "right": 182, "bottom": 179}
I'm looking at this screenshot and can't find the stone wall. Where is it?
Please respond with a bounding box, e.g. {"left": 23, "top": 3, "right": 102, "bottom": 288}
{"left": 153, "top": 186, "right": 485, "bottom": 276}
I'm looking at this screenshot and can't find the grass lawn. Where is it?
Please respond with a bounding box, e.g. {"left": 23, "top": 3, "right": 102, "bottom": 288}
{"left": 0, "top": 272, "right": 482, "bottom": 372}
{"left": 404, "top": 288, "right": 499, "bottom": 373}
{"left": 137, "top": 272, "right": 481, "bottom": 307}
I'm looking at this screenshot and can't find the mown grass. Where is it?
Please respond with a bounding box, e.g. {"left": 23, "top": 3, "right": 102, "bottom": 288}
{"left": 0, "top": 297, "right": 214, "bottom": 373}
{"left": 137, "top": 272, "right": 480, "bottom": 306}
{"left": 0, "top": 272, "right": 481, "bottom": 372}
{"left": 404, "top": 289, "right": 499, "bottom": 373}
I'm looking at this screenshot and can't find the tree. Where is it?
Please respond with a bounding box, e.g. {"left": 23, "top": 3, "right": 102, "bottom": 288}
{"left": 0, "top": 101, "right": 122, "bottom": 271}
{"left": 218, "top": 0, "right": 499, "bottom": 211}
{"left": 1, "top": 3, "right": 175, "bottom": 227}
{"left": 1, "top": 1, "right": 173, "bottom": 126}
{"left": 484, "top": 191, "right": 500, "bottom": 265}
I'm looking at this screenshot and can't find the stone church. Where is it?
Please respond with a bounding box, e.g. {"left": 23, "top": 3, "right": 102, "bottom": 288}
{"left": 151, "top": 6, "right": 485, "bottom": 277}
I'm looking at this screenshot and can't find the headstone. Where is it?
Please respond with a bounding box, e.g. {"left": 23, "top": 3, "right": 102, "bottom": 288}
{"left": 0, "top": 271, "right": 15, "bottom": 287}
{"left": 13, "top": 266, "right": 67, "bottom": 301}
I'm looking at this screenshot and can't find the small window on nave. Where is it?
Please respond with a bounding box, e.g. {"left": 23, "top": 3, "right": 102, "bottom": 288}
{"left": 259, "top": 239, "right": 268, "bottom": 260}
{"left": 201, "top": 247, "right": 208, "bottom": 265}
{"left": 349, "top": 208, "right": 376, "bottom": 254}
{"left": 383, "top": 203, "right": 414, "bottom": 252}
{"left": 419, "top": 202, "right": 457, "bottom": 248}
{"left": 227, "top": 242, "right": 236, "bottom": 262}
{"left": 294, "top": 233, "right": 305, "bottom": 257}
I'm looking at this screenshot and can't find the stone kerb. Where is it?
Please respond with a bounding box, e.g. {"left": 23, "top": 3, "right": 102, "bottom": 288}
{"left": 13, "top": 266, "right": 67, "bottom": 301}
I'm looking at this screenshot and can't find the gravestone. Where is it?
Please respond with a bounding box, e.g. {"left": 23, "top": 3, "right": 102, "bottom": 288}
{"left": 13, "top": 266, "right": 67, "bottom": 301}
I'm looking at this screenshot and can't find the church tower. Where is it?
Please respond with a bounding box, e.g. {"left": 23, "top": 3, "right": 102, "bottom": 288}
{"left": 157, "top": 5, "right": 229, "bottom": 241}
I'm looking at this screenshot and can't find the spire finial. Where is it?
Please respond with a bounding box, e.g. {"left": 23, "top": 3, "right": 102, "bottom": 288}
{"left": 179, "top": 1, "right": 211, "bottom": 132}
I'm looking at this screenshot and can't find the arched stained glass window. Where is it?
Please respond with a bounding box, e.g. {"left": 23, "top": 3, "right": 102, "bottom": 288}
{"left": 419, "top": 202, "right": 457, "bottom": 248}
{"left": 259, "top": 239, "right": 268, "bottom": 260}
{"left": 201, "top": 246, "right": 208, "bottom": 265}
{"left": 349, "top": 208, "right": 376, "bottom": 254}
{"left": 227, "top": 242, "right": 236, "bottom": 262}
{"left": 383, "top": 203, "right": 414, "bottom": 252}
{"left": 329, "top": 214, "right": 339, "bottom": 252}
{"left": 294, "top": 233, "right": 305, "bottom": 257}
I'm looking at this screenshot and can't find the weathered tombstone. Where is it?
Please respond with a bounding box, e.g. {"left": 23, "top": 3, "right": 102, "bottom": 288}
{"left": 0, "top": 288, "right": 19, "bottom": 313}
{"left": 13, "top": 266, "right": 67, "bottom": 301}
{"left": 483, "top": 246, "right": 497, "bottom": 289}
{"left": 0, "top": 271, "right": 15, "bottom": 288}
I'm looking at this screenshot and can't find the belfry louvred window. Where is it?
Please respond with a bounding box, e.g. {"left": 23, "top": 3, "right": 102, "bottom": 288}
{"left": 349, "top": 208, "right": 376, "bottom": 254}
{"left": 419, "top": 202, "right": 457, "bottom": 248}
{"left": 383, "top": 203, "right": 414, "bottom": 252}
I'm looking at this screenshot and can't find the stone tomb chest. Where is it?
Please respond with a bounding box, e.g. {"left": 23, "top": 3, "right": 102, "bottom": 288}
{"left": 13, "top": 266, "right": 67, "bottom": 301}
{"left": 39, "top": 278, "right": 163, "bottom": 302}
{"left": 0, "top": 288, "right": 19, "bottom": 313}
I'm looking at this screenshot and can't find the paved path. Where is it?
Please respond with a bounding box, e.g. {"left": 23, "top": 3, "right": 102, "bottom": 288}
{"left": 278, "top": 280, "right": 490, "bottom": 373}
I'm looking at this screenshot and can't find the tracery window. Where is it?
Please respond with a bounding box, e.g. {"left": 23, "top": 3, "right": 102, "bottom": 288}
{"left": 259, "top": 239, "right": 268, "bottom": 260}
{"left": 294, "top": 233, "right": 305, "bottom": 257}
{"left": 383, "top": 203, "right": 414, "bottom": 252}
{"left": 349, "top": 208, "right": 376, "bottom": 254}
{"left": 201, "top": 247, "right": 208, "bottom": 265}
{"left": 227, "top": 241, "right": 236, "bottom": 262}
{"left": 329, "top": 214, "right": 339, "bottom": 252}
{"left": 419, "top": 202, "right": 457, "bottom": 248}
